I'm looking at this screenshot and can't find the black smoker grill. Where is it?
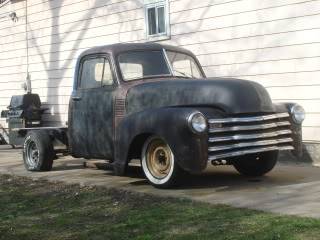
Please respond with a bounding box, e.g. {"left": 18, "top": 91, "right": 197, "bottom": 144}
{"left": 1, "top": 93, "right": 46, "bottom": 146}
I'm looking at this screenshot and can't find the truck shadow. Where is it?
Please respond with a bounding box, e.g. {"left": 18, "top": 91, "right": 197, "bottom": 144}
{"left": 48, "top": 157, "right": 320, "bottom": 192}
{"left": 128, "top": 166, "right": 270, "bottom": 190}
{"left": 127, "top": 164, "right": 320, "bottom": 191}
{"left": 51, "top": 164, "right": 85, "bottom": 171}
{"left": 51, "top": 159, "right": 88, "bottom": 171}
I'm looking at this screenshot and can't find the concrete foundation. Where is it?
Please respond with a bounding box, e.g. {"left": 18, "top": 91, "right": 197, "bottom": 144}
{"left": 279, "top": 142, "right": 320, "bottom": 166}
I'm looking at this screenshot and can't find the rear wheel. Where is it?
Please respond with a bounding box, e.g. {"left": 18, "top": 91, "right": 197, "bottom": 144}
{"left": 141, "top": 136, "right": 185, "bottom": 188}
{"left": 23, "top": 131, "right": 55, "bottom": 171}
{"left": 233, "top": 151, "right": 278, "bottom": 177}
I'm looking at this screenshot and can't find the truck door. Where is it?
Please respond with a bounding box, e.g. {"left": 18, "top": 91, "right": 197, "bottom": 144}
{"left": 69, "top": 55, "right": 116, "bottom": 159}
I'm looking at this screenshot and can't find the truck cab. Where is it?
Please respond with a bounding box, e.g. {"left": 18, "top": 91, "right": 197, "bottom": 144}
{"left": 22, "top": 43, "right": 305, "bottom": 188}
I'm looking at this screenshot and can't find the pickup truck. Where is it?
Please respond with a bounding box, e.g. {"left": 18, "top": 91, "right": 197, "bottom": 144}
{"left": 18, "top": 43, "right": 305, "bottom": 188}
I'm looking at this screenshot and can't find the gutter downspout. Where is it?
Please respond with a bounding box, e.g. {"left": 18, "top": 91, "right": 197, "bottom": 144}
{"left": 25, "top": 0, "right": 31, "bottom": 93}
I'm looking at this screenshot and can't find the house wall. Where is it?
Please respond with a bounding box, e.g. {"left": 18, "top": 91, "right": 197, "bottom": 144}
{"left": 0, "top": 0, "right": 319, "bottom": 144}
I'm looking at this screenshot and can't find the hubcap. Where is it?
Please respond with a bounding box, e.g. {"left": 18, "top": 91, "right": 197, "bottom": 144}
{"left": 146, "top": 139, "right": 172, "bottom": 179}
{"left": 26, "top": 140, "right": 39, "bottom": 168}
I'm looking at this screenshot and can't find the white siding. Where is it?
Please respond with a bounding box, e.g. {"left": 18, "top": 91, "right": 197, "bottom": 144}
{"left": 0, "top": 0, "right": 145, "bottom": 127}
{"left": 167, "top": 0, "right": 320, "bottom": 142}
{"left": 0, "top": 0, "right": 26, "bottom": 117}
{"left": 0, "top": 0, "right": 319, "bottom": 142}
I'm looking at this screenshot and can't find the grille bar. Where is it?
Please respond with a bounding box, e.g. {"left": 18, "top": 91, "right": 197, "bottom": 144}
{"left": 208, "top": 112, "right": 289, "bottom": 124}
{"left": 208, "top": 138, "right": 293, "bottom": 152}
{"left": 209, "top": 129, "right": 292, "bottom": 142}
{"left": 209, "top": 121, "right": 290, "bottom": 133}
{"left": 208, "top": 145, "right": 294, "bottom": 161}
{"left": 207, "top": 112, "right": 293, "bottom": 161}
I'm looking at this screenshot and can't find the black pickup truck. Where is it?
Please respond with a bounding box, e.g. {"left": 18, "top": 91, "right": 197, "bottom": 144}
{"left": 11, "top": 43, "right": 305, "bottom": 188}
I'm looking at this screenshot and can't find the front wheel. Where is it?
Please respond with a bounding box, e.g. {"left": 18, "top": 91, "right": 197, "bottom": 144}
{"left": 233, "top": 151, "right": 279, "bottom": 177}
{"left": 141, "top": 136, "right": 185, "bottom": 188}
{"left": 23, "top": 131, "right": 55, "bottom": 171}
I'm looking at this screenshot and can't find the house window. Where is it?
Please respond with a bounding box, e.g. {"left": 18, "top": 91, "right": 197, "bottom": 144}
{"left": 145, "top": 0, "right": 169, "bottom": 39}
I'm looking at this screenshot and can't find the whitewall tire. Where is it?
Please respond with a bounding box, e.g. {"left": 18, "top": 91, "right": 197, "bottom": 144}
{"left": 141, "top": 136, "right": 182, "bottom": 188}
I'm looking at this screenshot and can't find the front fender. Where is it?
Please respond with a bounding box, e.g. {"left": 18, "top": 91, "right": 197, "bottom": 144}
{"left": 274, "top": 103, "right": 303, "bottom": 158}
{"left": 114, "top": 107, "right": 208, "bottom": 175}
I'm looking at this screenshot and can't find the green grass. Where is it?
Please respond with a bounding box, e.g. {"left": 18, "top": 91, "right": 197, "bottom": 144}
{"left": 1, "top": 175, "right": 320, "bottom": 240}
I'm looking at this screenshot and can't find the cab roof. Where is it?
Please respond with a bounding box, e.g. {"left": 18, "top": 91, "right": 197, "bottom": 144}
{"left": 79, "top": 42, "right": 194, "bottom": 58}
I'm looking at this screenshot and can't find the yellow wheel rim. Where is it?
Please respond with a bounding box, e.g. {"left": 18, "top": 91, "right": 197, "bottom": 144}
{"left": 146, "top": 139, "right": 172, "bottom": 179}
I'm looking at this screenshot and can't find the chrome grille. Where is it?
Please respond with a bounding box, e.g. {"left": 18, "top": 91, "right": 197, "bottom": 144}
{"left": 208, "top": 113, "right": 294, "bottom": 161}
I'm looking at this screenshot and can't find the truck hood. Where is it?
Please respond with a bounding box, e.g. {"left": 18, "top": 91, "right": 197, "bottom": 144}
{"left": 125, "top": 78, "right": 275, "bottom": 114}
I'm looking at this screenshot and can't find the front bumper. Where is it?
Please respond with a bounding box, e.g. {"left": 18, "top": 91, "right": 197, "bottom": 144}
{"left": 207, "top": 112, "right": 297, "bottom": 162}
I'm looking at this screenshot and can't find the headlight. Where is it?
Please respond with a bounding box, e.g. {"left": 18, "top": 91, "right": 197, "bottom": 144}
{"left": 188, "top": 112, "right": 207, "bottom": 133}
{"left": 290, "top": 104, "right": 305, "bottom": 124}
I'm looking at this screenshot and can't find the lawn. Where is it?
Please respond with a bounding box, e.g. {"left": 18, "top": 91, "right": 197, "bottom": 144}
{"left": 0, "top": 174, "right": 320, "bottom": 240}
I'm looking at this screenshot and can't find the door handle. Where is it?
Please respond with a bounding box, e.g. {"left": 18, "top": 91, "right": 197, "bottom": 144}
{"left": 72, "top": 96, "right": 82, "bottom": 101}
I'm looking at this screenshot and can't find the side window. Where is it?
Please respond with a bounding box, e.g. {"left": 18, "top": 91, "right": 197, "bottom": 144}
{"left": 80, "top": 57, "right": 114, "bottom": 88}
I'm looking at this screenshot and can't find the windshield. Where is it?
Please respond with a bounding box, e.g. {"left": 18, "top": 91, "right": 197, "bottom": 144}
{"left": 118, "top": 50, "right": 171, "bottom": 81}
{"left": 166, "top": 51, "right": 203, "bottom": 78}
{"left": 118, "top": 49, "right": 203, "bottom": 81}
